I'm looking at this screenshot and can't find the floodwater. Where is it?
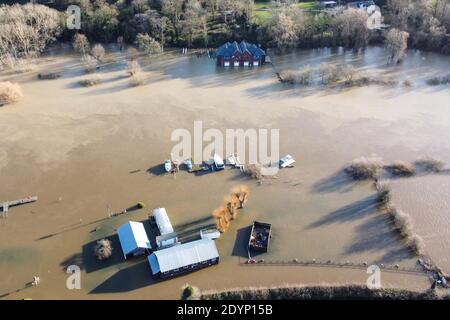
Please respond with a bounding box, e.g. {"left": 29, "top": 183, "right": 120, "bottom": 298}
{"left": 0, "top": 45, "right": 448, "bottom": 299}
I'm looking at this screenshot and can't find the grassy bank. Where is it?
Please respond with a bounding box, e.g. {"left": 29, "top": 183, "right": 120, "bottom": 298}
{"left": 200, "top": 285, "right": 446, "bottom": 300}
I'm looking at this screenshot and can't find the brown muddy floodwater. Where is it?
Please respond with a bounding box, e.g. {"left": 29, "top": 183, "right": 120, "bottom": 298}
{"left": 0, "top": 45, "right": 448, "bottom": 299}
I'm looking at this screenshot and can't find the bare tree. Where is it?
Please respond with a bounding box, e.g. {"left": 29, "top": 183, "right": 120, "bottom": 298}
{"left": 272, "top": 12, "right": 298, "bottom": 48}
{"left": 72, "top": 33, "right": 90, "bottom": 55}
{"left": 0, "top": 3, "right": 61, "bottom": 67}
{"left": 91, "top": 44, "right": 105, "bottom": 62}
{"left": 338, "top": 8, "right": 370, "bottom": 50}
{"left": 387, "top": 0, "right": 413, "bottom": 30}
{"left": 0, "top": 81, "right": 23, "bottom": 106}
{"left": 231, "top": 185, "right": 250, "bottom": 209}
{"left": 341, "top": 64, "right": 357, "bottom": 83}
{"left": 94, "top": 239, "right": 113, "bottom": 260}
{"left": 82, "top": 54, "right": 98, "bottom": 73}
{"left": 385, "top": 28, "right": 409, "bottom": 64}
{"left": 319, "top": 63, "right": 340, "bottom": 85}
{"left": 127, "top": 59, "right": 141, "bottom": 76}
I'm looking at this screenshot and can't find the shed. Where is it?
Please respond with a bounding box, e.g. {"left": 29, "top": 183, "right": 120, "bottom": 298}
{"left": 148, "top": 238, "right": 219, "bottom": 278}
{"left": 117, "top": 221, "right": 151, "bottom": 259}
{"left": 156, "top": 231, "right": 179, "bottom": 249}
{"left": 152, "top": 208, "right": 174, "bottom": 235}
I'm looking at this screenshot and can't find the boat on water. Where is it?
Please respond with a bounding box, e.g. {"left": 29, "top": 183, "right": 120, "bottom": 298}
{"left": 214, "top": 154, "right": 225, "bottom": 170}
{"left": 164, "top": 160, "right": 172, "bottom": 172}
{"left": 183, "top": 159, "right": 193, "bottom": 172}
{"left": 226, "top": 154, "right": 236, "bottom": 166}
{"left": 279, "top": 154, "right": 296, "bottom": 168}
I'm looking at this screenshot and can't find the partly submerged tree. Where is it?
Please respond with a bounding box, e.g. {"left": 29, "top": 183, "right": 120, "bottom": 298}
{"left": 135, "top": 33, "right": 161, "bottom": 58}
{"left": 72, "top": 33, "right": 90, "bottom": 55}
{"left": 385, "top": 28, "right": 409, "bottom": 64}
{"left": 338, "top": 8, "right": 370, "bottom": 50}
{"left": 272, "top": 12, "right": 298, "bottom": 49}
{"left": 0, "top": 81, "right": 23, "bottom": 106}
{"left": 231, "top": 185, "right": 250, "bottom": 209}
{"left": 91, "top": 44, "right": 106, "bottom": 62}
{"left": 94, "top": 239, "right": 113, "bottom": 260}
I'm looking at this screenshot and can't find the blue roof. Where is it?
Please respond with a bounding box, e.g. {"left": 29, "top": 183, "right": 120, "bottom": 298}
{"left": 217, "top": 41, "right": 265, "bottom": 58}
{"left": 117, "top": 221, "right": 151, "bottom": 259}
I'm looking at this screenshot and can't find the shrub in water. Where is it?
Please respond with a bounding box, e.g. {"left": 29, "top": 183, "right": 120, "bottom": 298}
{"left": 0, "top": 81, "right": 23, "bottom": 106}
{"left": 385, "top": 160, "right": 415, "bottom": 177}
{"left": 345, "top": 156, "right": 383, "bottom": 180}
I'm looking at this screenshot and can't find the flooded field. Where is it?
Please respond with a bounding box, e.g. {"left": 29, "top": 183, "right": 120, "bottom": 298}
{"left": 0, "top": 46, "right": 448, "bottom": 299}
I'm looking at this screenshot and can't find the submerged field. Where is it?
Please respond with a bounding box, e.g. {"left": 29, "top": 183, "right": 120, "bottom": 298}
{"left": 0, "top": 45, "right": 449, "bottom": 299}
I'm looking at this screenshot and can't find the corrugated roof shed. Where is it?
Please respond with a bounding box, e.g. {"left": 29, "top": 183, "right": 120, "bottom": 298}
{"left": 148, "top": 238, "right": 219, "bottom": 274}
{"left": 153, "top": 208, "right": 174, "bottom": 235}
{"left": 117, "top": 221, "right": 151, "bottom": 258}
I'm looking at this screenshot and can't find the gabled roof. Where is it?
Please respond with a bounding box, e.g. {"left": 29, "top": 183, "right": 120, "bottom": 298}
{"left": 148, "top": 238, "right": 219, "bottom": 274}
{"left": 217, "top": 41, "right": 265, "bottom": 58}
{"left": 117, "top": 221, "right": 151, "bottom": 257}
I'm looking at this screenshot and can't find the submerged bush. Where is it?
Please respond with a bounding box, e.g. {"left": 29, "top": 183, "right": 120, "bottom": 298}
{"left": 408, "top": 235, "right": 425, "bottom": 255}
{"left": 385, "top": 161, "right": 416, "bottom": 177}
{"left": 427, "top": 75, "right": 450, "bottom": 86}
{"left": 82, "top": 54, "right": 98, "bottom": 73}
{"left": 244, "top": 164, "right": 263, "bottom": 181}
{"left": 130, "top": 72, "right": 145, "bottom": 86}
{"left": 415, "top": 157, "right": 445, "bottom": 173}
{"left": 79, "top": 75, "right": 101, "bottom": 87}
{"left": 0, "top": 81, "right": 23, "bottom": 106}
{"left": 127, "top": 59, "right": 141, "bottom": 76}
{"left": 403, "top": 79, "right": 413, "bottom": 87}
{"left": 345, "top": 156, "right": 383, "bottom": 180}
{"left": 94, "top": 239, "right": 112, "bottom": 260}
{"left": 390, "top": 207, "right": 413, "bottom": 238}
{"left": 376, "top": 184, "right": 391, "bottom": 208}
{"left": 91, "top": 44, "right": 105, "bottom": 62}
{"left": 280, "top": 66, "right": 312, "bottom": 85}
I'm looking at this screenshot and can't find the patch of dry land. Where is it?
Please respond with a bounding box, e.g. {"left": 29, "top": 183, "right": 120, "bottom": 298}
{"left": 0, "top": 46, "right": 449, "bottom": 299}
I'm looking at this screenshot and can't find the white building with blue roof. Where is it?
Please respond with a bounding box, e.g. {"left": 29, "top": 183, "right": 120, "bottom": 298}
{"left": 117, "top": 221, "right": 152, "bottom": 259}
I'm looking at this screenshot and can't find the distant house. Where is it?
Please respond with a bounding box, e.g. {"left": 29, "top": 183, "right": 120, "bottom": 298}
{"left": 347, "top": 1, "right": 375, "bottom": 9}
{"left": 148, "top": 238, "right": 219, "bottom": 279}
{"left": 216, "top": 41, "right": 266, "bottom": 67}
{"left": 117, "top": 221, "right": 152, "bottom": 259}
{"left": 319, "top": 1, "right": 338, "bottom": 9}
{"left": 151, "top": 208, "right": 178, "bottom": 249}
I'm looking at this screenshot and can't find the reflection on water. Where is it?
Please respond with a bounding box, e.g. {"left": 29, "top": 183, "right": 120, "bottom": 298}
{"left": 159, "top": 46, "right": 450, "bottom": 87}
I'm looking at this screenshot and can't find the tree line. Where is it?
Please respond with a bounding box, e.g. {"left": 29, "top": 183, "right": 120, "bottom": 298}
{"left": 0, "top": 0, "right": 449, "bottom": 69}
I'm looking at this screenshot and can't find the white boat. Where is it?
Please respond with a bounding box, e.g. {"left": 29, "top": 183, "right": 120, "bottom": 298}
{"left": 279, "top": 154, "right": 296, "bottom": 168}
{"left": 183, "top": 159, "right": 193, "bottom": 171}
{"left": 235, "top": 156, "right": 243, "bottom": 168}
{"left": 200, "top": 228, "right": 221, "bottom": 240}
{"left": 164, "top": 160, "right": 172, "bottom": 172}
{"left": 214, "top": 154, "right": 225, "bottom": 170}
{"left": 226, "top": 155, "right": 236, "bottom": 166}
